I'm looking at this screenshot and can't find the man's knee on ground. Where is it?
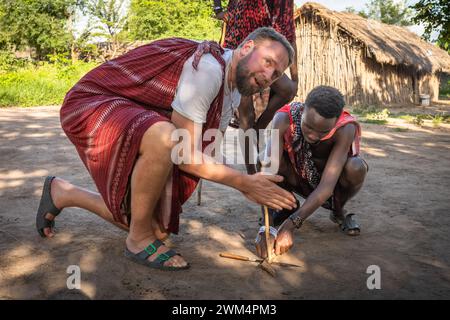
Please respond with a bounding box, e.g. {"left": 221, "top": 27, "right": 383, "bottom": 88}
{"left": 342, "top": 157, "right": 367, "bottom": 186}
{"left": 140, "top": 121, "right": 177, "bottom": 154}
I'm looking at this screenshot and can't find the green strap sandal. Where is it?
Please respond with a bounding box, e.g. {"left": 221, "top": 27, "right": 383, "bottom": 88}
{"left": 124, "top": 239, "right": 190, "bottom": 271}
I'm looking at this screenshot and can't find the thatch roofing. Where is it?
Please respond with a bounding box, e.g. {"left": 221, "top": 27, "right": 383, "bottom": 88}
{"left": 295, "top": 2, "right": 450, "bottom": 74}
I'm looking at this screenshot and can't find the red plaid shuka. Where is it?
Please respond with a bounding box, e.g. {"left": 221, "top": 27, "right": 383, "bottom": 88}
{"left": 277, "top": 102, "right": 361, "bottom": 210}
{"left": 60, "top": 38, "right": 225, "bottom": 234}
{"left": 223, "top": 0, "right": 296, "bottom": 49}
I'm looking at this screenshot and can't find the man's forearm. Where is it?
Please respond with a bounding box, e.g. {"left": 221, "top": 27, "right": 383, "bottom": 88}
{"left": 254, "top": 94, "right": 288, "bottom": 131}
{"left": 179, "top": 162, "right": 244, "bottom": 191}
{"left": 289, "top": 41, "right": 299, "bottom": 83}
{"left": 238, "top": 96, "right": 257, "bottom": 174}
{"left": 239, "top": 109, "right": 256, "bottom": 174}
{"left": 243, "top": 138, "right": 257, "bottom": 174}
{"left": 294, "top": 186, "right": 333, "bottom": 221}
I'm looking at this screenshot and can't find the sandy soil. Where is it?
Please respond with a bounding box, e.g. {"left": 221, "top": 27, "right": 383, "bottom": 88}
{"left": 0, "top": 105, "right": 449, "bottom": 300}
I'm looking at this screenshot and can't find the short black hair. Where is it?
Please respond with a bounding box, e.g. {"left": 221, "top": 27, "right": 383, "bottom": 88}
{"left": 305, "top": 86, "right": 345, "bottom": 119}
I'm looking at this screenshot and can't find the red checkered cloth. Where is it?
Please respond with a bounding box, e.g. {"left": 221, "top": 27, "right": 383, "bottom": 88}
{"left": 223, "top": 0, "right": 296, "bottom": 49}
{"left": 60, "top": 38, "right": 225, "bottom": 234}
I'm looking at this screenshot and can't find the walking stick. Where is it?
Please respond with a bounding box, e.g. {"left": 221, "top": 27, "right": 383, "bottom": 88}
{"left": 219, "top": 20, "right": 227, "bottom": 46}
{"left": 263, "top": 205, "right": 273, "bottom": 262}
{"left": 197, "top": 179, "right": 202, "bottom": 206}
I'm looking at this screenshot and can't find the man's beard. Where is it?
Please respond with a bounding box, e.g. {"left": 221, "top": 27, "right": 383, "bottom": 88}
{"left": 235, "top": 53, "right": 258, "bottom": 96}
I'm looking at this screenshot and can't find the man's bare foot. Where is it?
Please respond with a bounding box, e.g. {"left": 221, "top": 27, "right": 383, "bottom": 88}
{"left": 330, "top": 210, "right": 346, "bottom": 224}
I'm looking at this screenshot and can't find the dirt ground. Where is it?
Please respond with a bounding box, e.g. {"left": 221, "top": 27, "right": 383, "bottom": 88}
{"left": 1, "top": 105, "right": 450, "bottom": 300}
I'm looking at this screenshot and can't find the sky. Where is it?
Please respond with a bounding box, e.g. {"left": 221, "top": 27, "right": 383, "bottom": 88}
{"left": 294, "top": 0, "right": 429, "bottom": 38}
{"left": 294, "top": 0, "right": 367, "bottom": 12}
{"left": 294, "top": 0, "right": 420, "bottom": 11}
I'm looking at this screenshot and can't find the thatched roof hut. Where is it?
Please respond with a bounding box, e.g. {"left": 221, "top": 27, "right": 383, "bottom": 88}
{"left": 294, "top": 2, "right": 450, "bottom": 105}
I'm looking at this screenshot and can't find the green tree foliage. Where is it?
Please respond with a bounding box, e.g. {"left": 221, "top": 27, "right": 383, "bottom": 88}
{"left": 86, "top": 0, "right": 128, "bottom": 41}
{"left": 345, "top": 0, "right": 413, "bottom": 26}
{"left": 410, "top": 0, "right": 450, "bottom": 52}
{"left": 85, "top": 0, "right": 129, "bottom": 59}
{"left": 0, "top": 0, "right": 83, "bottom": 59}
{"left": 126, "top": 0, "right": 223, "bottom": 41}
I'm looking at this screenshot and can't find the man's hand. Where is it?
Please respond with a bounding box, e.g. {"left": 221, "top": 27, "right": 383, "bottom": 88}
{"left": 275, "top": 218, "right": 296, "bottom": 255}
{"left": 253, "top": 89, "right": 270, "bottom": 120}
{"left": 240, "top": 173, "right": 297, "bottom": 211}
{"left": 214, "top": 11, "right": 225, "bottom": 20}
{"left": 255, "top": 228, "right": 276, "bottom": 259}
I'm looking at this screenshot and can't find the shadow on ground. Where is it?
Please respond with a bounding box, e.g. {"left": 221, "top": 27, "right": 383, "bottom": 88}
{"left": 0, "top": 106, "right": 449, "bottom": 299}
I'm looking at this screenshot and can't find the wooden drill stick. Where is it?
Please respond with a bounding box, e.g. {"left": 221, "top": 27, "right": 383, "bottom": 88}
{"left": 257, "top": 205, "right": 276, "bottom": 277}
{"left": 263, "top": 205, "right": 273, "bottom": 263}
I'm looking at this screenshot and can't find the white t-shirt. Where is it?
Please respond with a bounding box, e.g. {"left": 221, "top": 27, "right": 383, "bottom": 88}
{"left": 171, "top": 49, "right": 241, "bottom": 131}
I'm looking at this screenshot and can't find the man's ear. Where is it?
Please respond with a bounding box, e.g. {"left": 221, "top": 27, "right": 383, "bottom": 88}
{"left": 239, "top": 40, "right": 255, "bottom": 57}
